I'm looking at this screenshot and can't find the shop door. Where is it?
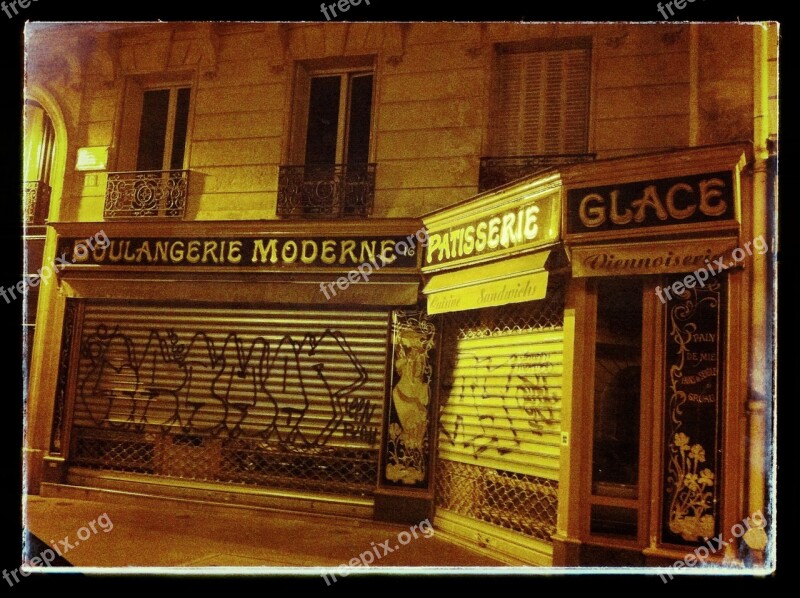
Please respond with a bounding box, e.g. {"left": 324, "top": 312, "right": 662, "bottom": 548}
{"left": 67, "top": 303, "right": 389, "bottom": 498}
{"left": 435, "top": 283, "right": 566, "bottom": 565}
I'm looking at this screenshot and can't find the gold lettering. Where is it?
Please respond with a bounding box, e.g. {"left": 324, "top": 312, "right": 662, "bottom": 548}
{"left": 463, "top": 225, "right": 475, "bottom": 255}
{"left": 320, "top": 240, "right": 337, "bottom": 264}
{"left": 281, "top": 240, "right": 298, "bottom": 263}
{"left": 380, "top": 240, "right": 397, "bottom": 264}
{"left": 169, "top": 241, "right": 185, "bottom": 262}
{"left": 437, "top": 234, "right": 450, "bottom": 261}
{"left": 300, "top": 240, "right": 318, "bottom": 264}
{"left": 426, "top": 234, "right": 441, "bottom": 264}
{"left": 123, "top": 241, "right": 137, "bottom": 262}
{"left": 227, "top": 241, "right": 242, "bottom": 264}
{"left": 154, "top": 241, "right": 168, "bottom": 263}
{"left": 487, "top": 217, "right": 501, "bottom": 249}
{"left": 500, "top": 212, "right": 517, "bottom": 248}
{"left": 523, "top": 205, "right": 539, "bottom": 239}
{"left": 609, "top": 190, "right": 633, "bottom": 225}
{"left": 631, "top": 185, "right": 668, "bottom": 222}
{"left": 699, "top": 178, "right": 728, "bottom": 217}
{"left": 186, "top": 241, "right": 201, "bottom": 264}
{"left": 135, "top": 241, "right": 152, "bottom": 263}
{"left": 475, "top": 222, "right": 488, "bottom": 252}
{"left": 339, "top": 240, "right": 358, "bottom": 264}
{"left": 202, "top": 241, "right": 220, "bottom": 264}
{"left": 359, "top": 240, "right": 377, "bottom": 263}
{"left": 579, "top": 193, "right": 606, "bottom": 228}
{"left": 252, "top": 239, "right": 278, "bottom": 264}
{"left": 665, "top": 182, "right": 696, "bottom": 220}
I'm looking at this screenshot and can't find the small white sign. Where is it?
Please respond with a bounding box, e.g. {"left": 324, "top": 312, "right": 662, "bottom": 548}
{"left": 75, "top": 146, "right": 108, "bottom": 171}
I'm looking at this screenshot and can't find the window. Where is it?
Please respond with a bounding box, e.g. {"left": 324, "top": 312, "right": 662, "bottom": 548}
{"left": 116, "top": 81, "right": 192, "bottom": 173}
{"left": 303, "top": 73, "right": 373, "bottom": 167}
{"left": 589, "top": 279, "right": 643, "bottom": 539}
{"left": 491, "top": 40, "right": 591, "bottom": 156}
{"left": 279, "top": 59, "right": 376, "bottom": 218}
{"left": 108, "top": 80, "right": 192, "bottom": 219}
{"left": 136, "top": 87, "right": 191, "bottom": 172}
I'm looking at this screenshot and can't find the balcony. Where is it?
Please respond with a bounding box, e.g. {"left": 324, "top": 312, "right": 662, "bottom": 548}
{"left": 277, "top": 163, "right": 376, "bottom": 219}
{"left": 104, "top": 170, "right": 189, "bottom": 219}
{"left": 24, "top": 180, "right": 52, "bottom": 225}
{"left": 478, "top": 154, "right": 596, "bottom": 192}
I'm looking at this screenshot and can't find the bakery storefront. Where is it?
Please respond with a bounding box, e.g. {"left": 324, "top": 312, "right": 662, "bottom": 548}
{"left": 424, "top": 143, "right": 766, "bottom": 567}
{"left": 422, "top": 173, "right": 570, "bottom": 566}
{"left": 39, "top": 219, "right": 433, "bottom": 519}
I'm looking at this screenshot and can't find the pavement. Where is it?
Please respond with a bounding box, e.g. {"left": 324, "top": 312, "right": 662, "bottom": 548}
{"left": 23, "top": 493, "right": 505, "bottom": 570}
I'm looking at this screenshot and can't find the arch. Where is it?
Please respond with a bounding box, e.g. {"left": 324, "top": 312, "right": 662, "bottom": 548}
{"left": 24, "top": 83, "right": 69, "bottom": 222}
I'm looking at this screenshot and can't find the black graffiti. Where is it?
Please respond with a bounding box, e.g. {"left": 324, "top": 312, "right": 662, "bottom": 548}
{"left": 442, "top": 351, "right": 560, "bottom": 456}
{"left": 77, "top": 325, "right": 378, "bottom": 446}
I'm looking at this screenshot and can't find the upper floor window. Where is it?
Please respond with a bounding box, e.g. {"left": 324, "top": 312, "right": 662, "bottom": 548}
{"left": 106, "top": 79, "right": 192, "bottom": 219}
{"left": 304, "top": 73, "right": 373, "bottom": 167}
{"left": 136, "top": 86, "right": 191, "bottom": 172}
{"left": 490, "top": 39, "right": 591, "bottom": 156}
{"left": 278, "top": 58, "right": 376, "bottom": 218}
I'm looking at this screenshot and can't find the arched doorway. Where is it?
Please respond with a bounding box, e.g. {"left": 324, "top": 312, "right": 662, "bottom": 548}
{"left": 23, "top": 92, "right": 66, "bottom": 374}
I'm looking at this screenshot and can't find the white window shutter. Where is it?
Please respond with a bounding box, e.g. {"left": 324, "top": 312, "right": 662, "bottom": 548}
{"left": 493, "top": 47, "right": 590, "bottom": 156}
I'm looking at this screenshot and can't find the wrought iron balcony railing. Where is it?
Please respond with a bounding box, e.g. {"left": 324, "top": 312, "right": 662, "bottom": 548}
{"left": 24, "top": 180, "right": 52, "bottom": 225}
{"left": 104, "top": 170, "right": 189, "bottom": 219}
{"left": 478, "top": 154, "right": 597, "bottom": 192}
{"left": 277, "top": 163, "right": 376, "bottom": 218}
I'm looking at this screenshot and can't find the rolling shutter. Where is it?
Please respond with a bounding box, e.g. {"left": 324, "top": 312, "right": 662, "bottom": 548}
{"left": 435, "top": 292, "right": 565, "bottom": 562}
{"left": 493, "top": 47, "right": 590, "bottom": 156}
{"left": 69, "top": 302, "right": 389, "bottom": 496}
{"left": 438, "top": 324, "right": 564, "bottom": 480}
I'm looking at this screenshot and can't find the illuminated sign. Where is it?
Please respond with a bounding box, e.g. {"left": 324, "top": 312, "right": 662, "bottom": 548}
{"left": 570, "top": 238, "right": 739, "bottom": 277}
{"left": 423, "top": 189, "right": 560, "bottom": 271}
{"left": 75, "top": 146, "right": 109, "bottom": 171}
{"left": 566, "top": 171, "right": 737, "bottom": 239}
{"left": 56, "top": 236, "right": 418, "bottom": 269}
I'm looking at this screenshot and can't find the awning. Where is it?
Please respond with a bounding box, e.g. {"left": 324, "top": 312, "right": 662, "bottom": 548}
{"left": 423, "top": 250, "right": 550, "bottom": 315}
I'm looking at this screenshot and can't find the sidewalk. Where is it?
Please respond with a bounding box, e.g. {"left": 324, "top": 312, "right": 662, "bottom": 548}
{"left": 23, "top": 493, "right": 505, "bottom": 569}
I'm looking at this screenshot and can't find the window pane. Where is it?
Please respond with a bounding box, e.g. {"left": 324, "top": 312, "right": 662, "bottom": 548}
{"left": 346, "top": 74, "right": 373, "bottom": 165}
{"left": 305, "top": 76, "right": 341, "bottom": 165}
{"left": 169, "top": 87, "right": 191, "bottom": 170}
{"left": 591, "top": 278, "right": 642, "bottom": 495}
{"left": 137, "top": 89, "right": 170, "bottom": 171}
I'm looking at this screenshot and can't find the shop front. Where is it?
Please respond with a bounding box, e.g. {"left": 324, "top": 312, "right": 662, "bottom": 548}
{"left": 556, "top": 144, "right": 754, "bottom": 566}
{"left": 37, "top": 219, "right": 428, "bottom": 518}
{"left": 422, "top": 143, "right": 765, "bottom": 567}
{"left": 422, "top": 173, "right": 571, "bottom": 566}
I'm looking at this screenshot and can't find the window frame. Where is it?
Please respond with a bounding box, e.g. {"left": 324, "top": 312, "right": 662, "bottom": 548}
{"left": 288, "top": 58, "right": 377, "bottom": 166}
{"left": 489, "top": 38, "right": 593, "bottom": 157}
{"left": 114, "top": 74, "right": 195, "bottom": 173}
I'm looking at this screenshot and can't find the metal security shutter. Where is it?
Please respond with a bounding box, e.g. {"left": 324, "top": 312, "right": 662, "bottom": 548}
{"left": 69, "top": 303, "right": 389, "bottom": 497}
{"left": 492, "top": 47, "right": 591, "bottom": 156}
{"left": 435, "top": 283, "right": 565, "bottom": 564}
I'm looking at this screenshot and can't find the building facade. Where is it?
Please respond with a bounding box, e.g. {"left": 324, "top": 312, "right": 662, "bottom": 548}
{"left": 23, "top": 22, "right": 778, "bottom": 568}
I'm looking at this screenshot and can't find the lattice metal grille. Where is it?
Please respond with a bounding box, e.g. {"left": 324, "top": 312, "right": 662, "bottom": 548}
{"left": 436, "top": 277, "right": 565, "bottom": 544}
{"left": 446, "top": 278, "right": 566, "bottom": 339}
{"left": 71, "top": 429, "right": 378, "bottom": 497}
{"left": 436, "top": 460, "right": 558, "bottom": 542}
